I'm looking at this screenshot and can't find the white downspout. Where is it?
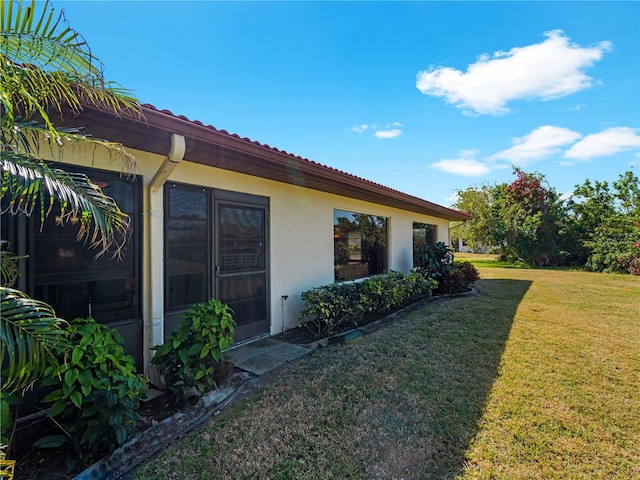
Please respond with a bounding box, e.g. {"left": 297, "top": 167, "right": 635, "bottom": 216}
{"left": 144, "top": 133, "right": 185, "bottom": 379}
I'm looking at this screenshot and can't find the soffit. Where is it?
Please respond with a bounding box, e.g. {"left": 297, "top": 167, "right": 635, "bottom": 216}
{"left": 64, "top": 104, "right": 471, "bottom": 221}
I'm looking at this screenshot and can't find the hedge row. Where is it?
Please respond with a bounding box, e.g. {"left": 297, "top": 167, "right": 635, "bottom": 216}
{"left": 300, "top": 270, "right": 438, "bottom": 337}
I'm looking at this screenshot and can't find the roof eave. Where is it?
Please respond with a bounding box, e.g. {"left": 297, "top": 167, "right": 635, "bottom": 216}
{"left": 67, "top": 104, "right": 472, "bottom": 222}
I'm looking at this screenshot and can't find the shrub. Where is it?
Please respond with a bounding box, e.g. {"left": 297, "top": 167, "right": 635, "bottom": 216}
{"left": 152, "top": 299, "right": 235, "bottom": 399}
{"left": 584, "top": 219, "right": 640, "bottom": 275}
{"left": 300, "top": 282, "right": 363, "bottom": 337}
{"left": 414, "top": 242, "right": 454, "bottom": 279}
{"left": 415, "top": 243, "right": 479, "bottom": 294}
{"left": 37, "top": 317, "right": 147, "bottom": 469}
{"left": 300, "top": 270, "right": 437, "bottom": 337}
{"left": 439, "top": 261, "right": 480, "bottom": 294}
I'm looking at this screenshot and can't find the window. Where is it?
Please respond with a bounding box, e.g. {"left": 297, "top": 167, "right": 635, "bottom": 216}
{"left": 28, "top": 168, "right": 142, "bottom": 323}
{"left": 334, "top": 210, "right": 387, "bottom": 281}
{"left": 165, "top": 186, "right": 209, "bottom": 309}
{"left": 413, "top": 222, "right": 437, "bottom": 267}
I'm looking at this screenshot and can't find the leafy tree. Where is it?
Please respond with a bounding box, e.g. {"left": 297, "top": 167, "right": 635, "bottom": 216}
{"left": 453, "top": 183, "right": 507, "bottom": 251}
{"left": 501, "top": 168, "right": 568, "bottom": 266}
{"left": 1, "top": 0, "right": 141, "bottom": 450}
{"left": 569, "top": 171, "right": 640, "bottom": 274}
{"left": 566, "top": 178, "right": 617, "bottom": 264}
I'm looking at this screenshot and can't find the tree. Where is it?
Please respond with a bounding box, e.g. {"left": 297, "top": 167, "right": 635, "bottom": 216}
{"left": 453, "top": 183, "right": 507, "bottom": 252}
{"left": 568, "top": 171, "right": 640, "bottom": 274}
{"left": 1, "top": 0, "right": 141, "bottom": 440}
{"left": 566, "top": 178, "right": 617, "bottom": 264}
{"left": 501, "top": 168, "right": 568, "bottom": 266}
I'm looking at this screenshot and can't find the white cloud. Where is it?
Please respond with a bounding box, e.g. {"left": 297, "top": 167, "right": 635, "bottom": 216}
{"left": 352, "top": 124, "right": 369, "bottom": 133}
{"left": 374, "top": 129, "right": 402, "bottom": 139}
{"left": 352, "top": 122, "right": 403, "bottom": 138}
{"left": 490, "top": 125, "right": 582, "bottom": 164}
{"left": 416, "top": 30, "right": 612, "bottom": 115}
{"left": 430, "top": 150, "right": 490, "bottom": 176}
{"left": 563, "top": 127, "right": 640, "bottom": 161}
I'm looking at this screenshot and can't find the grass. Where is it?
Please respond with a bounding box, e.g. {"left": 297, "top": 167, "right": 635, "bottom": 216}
{"left": 134, "top": 267, "right": 639, "bottom": 479}
{"left": 455, "top": 252, "right": 525, "bottom": 269}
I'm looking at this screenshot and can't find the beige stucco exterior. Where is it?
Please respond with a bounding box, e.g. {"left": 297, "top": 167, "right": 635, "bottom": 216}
{"left": 38, "top": 143, "right": 453, "bottom": 373}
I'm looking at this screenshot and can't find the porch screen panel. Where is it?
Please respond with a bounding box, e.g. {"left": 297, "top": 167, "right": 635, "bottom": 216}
{"left": 218, "top": 206, "right": 265, "bottom": 273}
{"left": 218, "top": 274, "right": 266, "bottom": 325}
{"left": 32, "top": 171, "right": 140, "bottom": 323}
{"left": 215, "top": 201, "right": 268, "bottom": 341}
{"left": 166, "top": 186, "right": 208, "bottom": 309}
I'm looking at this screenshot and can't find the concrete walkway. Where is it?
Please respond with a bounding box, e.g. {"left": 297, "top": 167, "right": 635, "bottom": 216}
{"left": 226, "top": 337, "right": 311, "bottom": 375}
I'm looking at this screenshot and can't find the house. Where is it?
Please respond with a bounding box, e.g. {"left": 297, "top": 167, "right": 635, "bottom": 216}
{"left": 3, "top": 104, "right": 471, "bottom": 374}
{"left": 455, "top": 238, "right": 492, "bottom": 254}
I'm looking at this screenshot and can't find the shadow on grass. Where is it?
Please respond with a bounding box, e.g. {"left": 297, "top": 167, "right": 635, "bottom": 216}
{"left": 405, "top": 277, "right": 532, "bottom": 479}
{"left": 132, "top": 278, "right": 533, "bottom": 480}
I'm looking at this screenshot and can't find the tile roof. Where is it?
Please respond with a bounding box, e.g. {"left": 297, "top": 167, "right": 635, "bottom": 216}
{"left": 73, "top": 102, "right": 471, "bottom": 221}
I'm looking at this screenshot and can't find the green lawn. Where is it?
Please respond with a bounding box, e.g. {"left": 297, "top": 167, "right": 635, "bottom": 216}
{"left": 134, "top": 267, "right": 639, "bottom": 479}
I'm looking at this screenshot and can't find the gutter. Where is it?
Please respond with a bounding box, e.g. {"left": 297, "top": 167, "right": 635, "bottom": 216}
{"left": 144, "top": 133, "right": 185, "bottom": 377}
{"left": 149, "top": 133, "right": 186, "bottom": 190}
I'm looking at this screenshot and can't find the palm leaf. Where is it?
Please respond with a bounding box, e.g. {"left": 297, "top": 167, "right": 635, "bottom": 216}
{"left": 1, "top": 0, "right": 141, "bottom": 142}
{"left": 0, "top": 287, "right": 68, "bottom": 392}
{"left": 7, "top": 119, "right": 137, "bottom": 174}
{"left": 1, "top": 151, "right": 132, "bottom": 258}
{"left": 0, "top": 240, "right": 24, "bottom": 287}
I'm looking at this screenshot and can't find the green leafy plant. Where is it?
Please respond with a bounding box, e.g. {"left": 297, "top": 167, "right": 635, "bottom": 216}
{"left": 300, "top": 270, "right": 437, "bottom": 337}
{"left": 301, "top": 282, "right": 364, "bottom": 337}
{"left": 36, "top": 317, "right": 146, "bottom": 470}
{"left": 414, "top": 242, "right": 454, "bottom": 279}
{"left": 1, "top": 287, "right": 68, "bottom": 451}
{"left": 415, "top": 243, "right": 479, "bottom": 294}
{"left": 151, "top": 299, "right": 236, "bottom": 399}
{"left": 439, "top": 261, "right": 480, "bottom": 295}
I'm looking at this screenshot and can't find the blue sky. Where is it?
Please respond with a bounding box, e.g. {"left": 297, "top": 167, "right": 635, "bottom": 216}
{"left": 56, "top": 1, "right": 639, "bottom": 206}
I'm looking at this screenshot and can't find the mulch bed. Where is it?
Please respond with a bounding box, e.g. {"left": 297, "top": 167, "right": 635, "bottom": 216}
{"left": 10, "top": 361, "right": 239, "bottom": 480}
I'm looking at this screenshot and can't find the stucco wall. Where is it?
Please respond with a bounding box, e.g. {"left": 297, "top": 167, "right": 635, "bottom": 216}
{"left": 160, "top": 157, "right": 451, "bottom": 335}
{"left": 38, "top": 145, "right": 452, "bottom": 369}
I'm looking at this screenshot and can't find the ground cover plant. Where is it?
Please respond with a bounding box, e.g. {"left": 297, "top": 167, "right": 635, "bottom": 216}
{"left": 134, "top": 262, "right": 639, "bottom": 479}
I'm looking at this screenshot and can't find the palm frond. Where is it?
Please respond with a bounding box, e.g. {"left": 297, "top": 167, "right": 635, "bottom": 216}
{"left": 0, "top": 0, "right": 141, "bottom": 133}
{"left": 0, "top": 240, "right": 24, "bottom": 287}
{"left": 0, "top": 287, "right": 68, "bottom": 392}
{"left": 1, "top": 151, "right": 132, "bottom": 258}
{"left": 0, "top": 55, "right": 140, "bottom": 124}
{"left": 1, "top": 0, "right": 100, "bottom": 76}
{"left": 6, "top": 120, "right": 137, "bottom": 174}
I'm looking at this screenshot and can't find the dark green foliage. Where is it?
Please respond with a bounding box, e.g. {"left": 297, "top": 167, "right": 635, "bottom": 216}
{"left": 439, "top": 261, "right": 481, "bottom": 295}
{"left": 452, "top": 184, "right": 507, "bottom": 252}
{"left": 501, "top": 168, "right": 567, "bottom": 267}
{"left": 454, "top": 169, "right": 639, "bottom": 274}
{"left": 583, "top": 216, "right": 640, "bottom": 274}
{"left": 414, "top": 242, "right": 454, "bottom": 278}
{"left": 301, "top": 282, "right": 363, "bottom": 337}
{"left": 37, "top": 317, "right": 147, "bottom": 469}
{"left": 300, "top": 270, "right": 437, "bottom": 337}
{"left": 414, "top": 243, "right": 480, "bottom": 294}
{"left": 152, "top": 299, "right": 236, "bottom": 398}
{"left": 569, "top": 172, "right": 640, "bottom": 275}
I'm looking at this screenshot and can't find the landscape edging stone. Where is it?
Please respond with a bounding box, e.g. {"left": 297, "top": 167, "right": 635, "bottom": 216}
{"left": 74, "top": 372, "right": 255, "bottom": 480}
